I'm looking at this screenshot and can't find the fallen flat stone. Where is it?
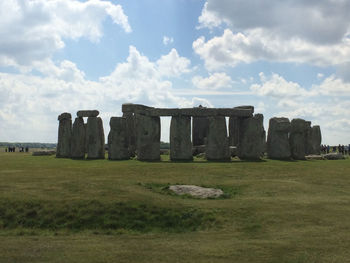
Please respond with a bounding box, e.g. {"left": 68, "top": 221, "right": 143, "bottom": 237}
{"left": 323, "top": 153, "right": 345, "bottom": 160}
{"left": 305, "top": 155, "right": 325, "bottom": 160}
{"left": 77, "top": 110, "right": 99, "bottom": 118}
{"left": 169, "top": 185, "right": 224, "bottom": 199}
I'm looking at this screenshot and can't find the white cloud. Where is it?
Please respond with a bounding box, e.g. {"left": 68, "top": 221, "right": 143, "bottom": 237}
{"left": 0, "top": 0, "right": 131, "bottom": 69}
{"left": 192, "top": 72, "right": 233, "bottom": 90}
{"left": 156, "top": 48, "right": 191, "bottom": 77}
{"left": 250, "top": 72, "right": 310, "bottom": 98}
{"left": 163, "top": 36, "right": 174, "bottom": 45}
{"left": 312, "top": 75, "right": 350, "bottom": 96}
{"left": 0, "top": 45, "right": 207, "bottom": 142}
{"left": 193, "top": 29, "right": 350, "bottom": 71}
{"left": 198, "top": 0, "right": 350, "bottom": 45}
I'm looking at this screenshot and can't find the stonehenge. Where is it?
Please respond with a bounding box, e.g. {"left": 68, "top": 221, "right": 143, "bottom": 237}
{"left": 56, "top": 112, "right": 72, "bottom": 158}
{"left": 267, "top": 117, "right": 291, "bottom": 159}
{"left": 57, "top": 104, "right": 322, "bottom": 162}
{"left": 108, "top": 117, "right": 129, "bottom": 160}
{"left": 206, "top": 116, "right": 230, "bottom": 160}
{"left": 170, "top": 115, "right": 192, "bottom": 161}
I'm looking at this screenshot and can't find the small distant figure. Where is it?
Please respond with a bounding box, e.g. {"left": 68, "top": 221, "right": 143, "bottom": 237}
{"left": 25, "top": 147, "right": 29, "bottom": 153}
{"left": 5, "top": 147, "right": 7, "bottom": 152}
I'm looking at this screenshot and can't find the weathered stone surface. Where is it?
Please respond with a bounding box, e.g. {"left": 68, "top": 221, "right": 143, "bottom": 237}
{"left": 310, "top": 125, "right": 322, "bottom": 154}
{"left": 56, "top": 112, "right": 72, "bottom": 158}
{"left": 169, "top": 185, "right": 224, "bottom": 199}
{"left": 108, "top": 117, "right": 130, "bottom": 160}
{"left": 70, "top": 117, "right": 86, "bottom": 159}
{"left": 135, "top": 114, "right": 160, "bottom": 161}
{"left": 229, "top": 117, "right": 240, "bottom": 146}
{"left": 289, "top": 118, "right": 307, "bottom": 160}
{"left": 238, "top": 114, "right": 265, "bottom": 160}
{"left": 192, "top": 116, "right": 209, "bottom": 146}
{"left": 206, "top": 116, "right": 230, "bottom": 161}
{"left": 323, "top": 153, "right": 345, "bottom": 160}
{"left": 192, "top": 145, "right": 206, "bottom": 156}
{"left": 267, "top": 117, "right": 291, "bottom": 159}
{"left": 77, "top": 110, "right": 99, "bottom": 118}
{"left": 58, "top": 112, "right": 72, "bottom": 121}
{"left": 122, "top": 103, "right": 254, "bottom": 117}
{"left": 122, "top": 112, "right": 136, "bottom": 157}
{"left": 305, "top": 121, "right": 313, "bottom": 155}
{"left": 86, "top": 117, "right": 105, "bottom": 159}
{"left": 305, "top": 155, "right": 325, "bottom": 160}
{"left": 170, "top": 116, "right": 193, "bottom": 161}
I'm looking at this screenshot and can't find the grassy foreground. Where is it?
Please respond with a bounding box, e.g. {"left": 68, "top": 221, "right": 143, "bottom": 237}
{"left": 0, "top": 151, "right": 350, "bottom": 263}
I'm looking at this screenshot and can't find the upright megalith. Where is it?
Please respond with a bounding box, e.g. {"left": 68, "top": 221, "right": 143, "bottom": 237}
{"left": 108, "top": 117, "right": 129, "bottom": 160}
{"left": 70, "top": 117, "right": 86, "bottom": 159}
{"left": 305, "top": 121, "right": 313, "bottom": 155}
{"left": 229, "top": 117, "right": 240, "bottom": 147}
{"left": 122, "top": 112, "right": 136, "bottom": 157}
{"left": 267, "top": 117, "right": 291, "bottom": 159}
{"left": 238, "top": 114, "right": 265, "bottom": 160}
{"left": 170, "top": 115, "right": 192, "bottom": 161}
{"left": 135, "top": 114, "right": 160, "bottom": 161}
{"left": 310, "top": 125, "right": 322, "bottom": 154}
{"left": 289, "top": 118, "right": 307, "bottom": 160}
{"left": 86, "top": 117, "right": 105, "bottom": 159}
{"left": 57, "top": 112, "right": 72, "bottom": 158}
{"left": 192, "top": 117, "right": 209, "bottom": 146}
{"left": 206, "top": 116, "right": 230, "bottom": 161}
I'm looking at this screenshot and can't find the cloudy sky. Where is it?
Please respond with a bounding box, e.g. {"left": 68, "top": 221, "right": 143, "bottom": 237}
{"left": 0, "top": 0, "right": 349, "bottom": 144}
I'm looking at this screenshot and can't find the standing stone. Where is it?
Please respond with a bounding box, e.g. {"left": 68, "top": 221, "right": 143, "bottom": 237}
{"left": 122, "top": 112, "right": 136, "bottom": 157}
{"left": 56, "top": 112, "right": 72, "bottom": 158}
{"left": 84, "top": 123, "right": 88, "bottom": 154}
{"left": 170, "top": 116, "right": 193, "bottom": 161}
{"left": 289, "top": 118, "right": 307, "bottom": 160}
{"left": 267, "top": 117, "right": 291, "bottom": 159}
{"left": 229, "top": 117, "right": 241, "bottom": 146}
{"left": 70, "top": 117, "right": 86, "bottom": 159}
{"left": 192, "top": 116, "right": 209, "bottom": 146}
{"left": 108, "top": 117, "right": 130, "bottom": 160}
{"left": 206, "top": 116, "right": 230, "bottom": 161}
{"left": 86, "top": 117, "right": 105, "bottom": 159}
{"left": 305, "top": 121, "right": 313, "bottom": 155}
{"left": 310, "top": 125, "right": 322, "bottom": 154}
{"left": 238, "top": 114, "right": 265, "bottom": 160}
{"left": 135, "top": 114, "right": 160, "bottom": 161}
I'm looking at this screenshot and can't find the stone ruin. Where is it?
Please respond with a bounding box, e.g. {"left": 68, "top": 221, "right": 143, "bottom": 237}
{"left": 56, "top": 103, "right": 322, "bottom": 161}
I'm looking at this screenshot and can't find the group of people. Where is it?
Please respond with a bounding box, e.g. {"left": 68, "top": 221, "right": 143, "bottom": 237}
{"left": 321, "top": 144, "right": 350, "bottom": 155}
{"left": 5, "top": 146, "right": 29, "bottom": 153}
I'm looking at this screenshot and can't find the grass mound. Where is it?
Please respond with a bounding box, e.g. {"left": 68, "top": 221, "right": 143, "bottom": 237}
{"left": 0, "top": 200, "right": 216, "bottom": 233}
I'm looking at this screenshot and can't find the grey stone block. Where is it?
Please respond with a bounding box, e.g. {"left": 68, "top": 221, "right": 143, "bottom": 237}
{"left": 77, "top": 110, "right": 99, "bottom": 118}
{"left": 289, "top": 118, "right": 307, "bottom": 160}
{"left": 135, "top": 114, "right": 160, "bottom": 161}
{"left": 86, "top": 117, "right": 105, "bottom": 159}
{"left": 267, "top": 117, "right": 291, "bottom": 159}
{"left": 170, "top": 116, "right": 193, "bottom": 161}
{"left": 206, "top": 116, "right": 230, "bottom": 161}
{"left": 56, "top": 112, "right": 72, "bottom": 158}
{"left": 238, "top": 114, "right": 265, "bottom": 160}
{"left": 108, "top": 117, "right": 130, "bottom": 160}
{"left": 70, "top": 117, "right": 86, "bottom": 159}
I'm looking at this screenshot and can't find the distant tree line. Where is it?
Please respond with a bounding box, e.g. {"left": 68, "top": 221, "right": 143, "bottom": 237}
{"left": 0, "top": 142, "right": 56, "bottom": 149}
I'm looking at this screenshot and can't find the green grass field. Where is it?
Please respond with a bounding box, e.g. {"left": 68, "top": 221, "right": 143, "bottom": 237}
{"left": 0, "top": 151, "right": 350, "bottom": 263}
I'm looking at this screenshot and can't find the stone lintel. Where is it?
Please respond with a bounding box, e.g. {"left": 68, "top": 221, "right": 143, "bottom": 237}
{"left": 122, "top": 103, "right": 254, "bottom": 117}
{"left": 77, "top": 110, "right": 99, "bottom": 117}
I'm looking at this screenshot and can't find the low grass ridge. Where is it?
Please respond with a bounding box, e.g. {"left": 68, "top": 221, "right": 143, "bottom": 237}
{"left": 0, "top": 199, "right": 216, "bottom": 233}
